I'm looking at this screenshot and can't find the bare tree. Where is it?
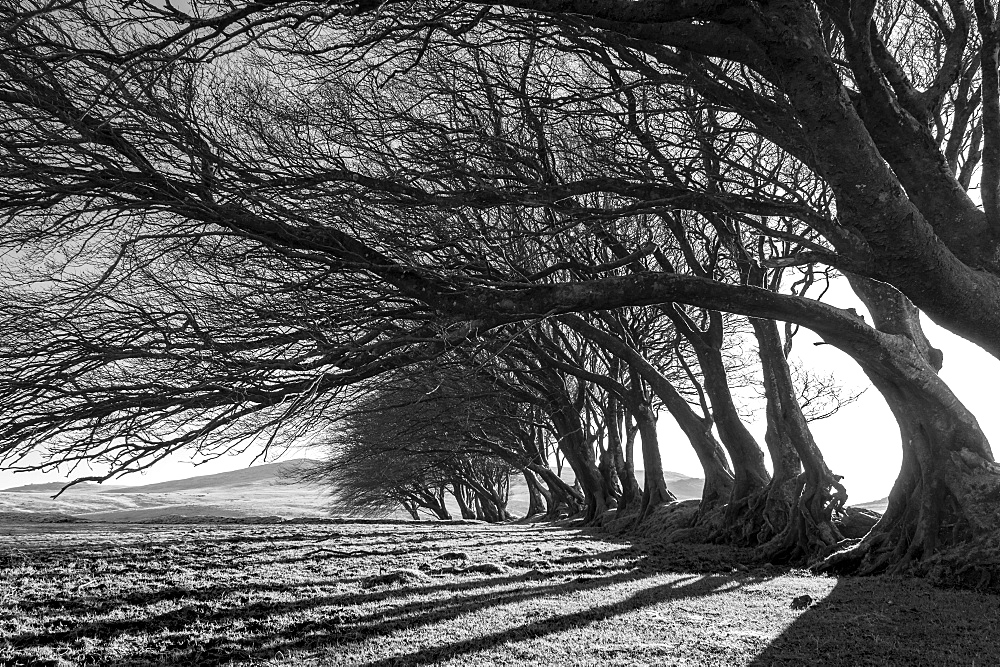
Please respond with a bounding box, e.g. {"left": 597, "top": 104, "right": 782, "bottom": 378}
{"left": 3, "top": 2, "right": 1000, "bottom": 583}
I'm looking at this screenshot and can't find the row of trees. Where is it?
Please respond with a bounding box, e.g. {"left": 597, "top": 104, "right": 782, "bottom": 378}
{"left": 2, "top": 0, "right": 1000, "bottom": 587}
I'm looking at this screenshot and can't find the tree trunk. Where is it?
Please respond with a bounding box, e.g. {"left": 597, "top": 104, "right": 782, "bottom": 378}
{"left": 523, "top": 469, "right": 549, "bottom": 518}
{"left": 400, "top": 499, "right": 420, "bottom": 521}
{"left": 465, "top": 475, "right": 511, "bottom": 523}
{"left": 694, "top": 337, "right": 771, "bottom": 503}
{"left": 644, "top": 373, "right": 737, "bottom": 513}
{"left": 624, "top": 412, "right": 640, "bottom": 491}
{"left": 530, "top": 463, "right": 583, "bottom": 516}
{"left": 631, "top": 399, "right": 676, "bottom": 522}
{"left": 623, "top": 369, "right": 675, "bottom": 522}
{"left": 545, "top": 379, "right": 615, "bottom": 524}
{"left": 596, "top": 438, "right": 622, "bottom": 509}
{"left": 452, "top": 481, "right": 477, "bottom": 520}
{"left": 560, "top": 314, "right": 734, "bottom": 511}
{"left": 748, "top": 318, "right": 848, "bottom": 562}
{"left": 607, "top": 394, "right": 641, "bottom": 515}
{"left": 423, "top": 488, "right": 451, "bottom": 520}
{"left": 818, "top": 279, "right": 1000, "bottom": 587}
{"left": 526, "top": 426, "right": 582, "bottom": 515}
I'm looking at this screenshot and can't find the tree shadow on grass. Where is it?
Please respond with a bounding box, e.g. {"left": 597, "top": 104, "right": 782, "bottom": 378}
{"left": 3, "top": 522, "right": 777, "bottom": 666}
{"left": 7, "top": 567, "right": 586, "bottom": 648}
{"left": 749, "top": 576, "right": 1000, "bottom": 666}
{"left": 130, "top": 570, "right": 762, "bottom": 666}
{"left": 10, "top": 556, "right": 767, "bottom": 666}
{"left": 353, "top": 572, "right": 754, "bottom": 667}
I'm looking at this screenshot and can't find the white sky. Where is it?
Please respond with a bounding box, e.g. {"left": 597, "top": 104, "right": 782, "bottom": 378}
{"left": 2, "top": 280, "right": 997, "bottom": 504}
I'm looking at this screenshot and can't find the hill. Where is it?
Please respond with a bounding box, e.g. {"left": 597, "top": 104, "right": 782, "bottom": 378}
{"left": 664, "top": 475, "right": 704, "bottom": 501}
{"left": 98, "top": 459, "right": 315, "bottom": 494}
{"left": 0, "top": 461, "right": 707, "bottom": 522}
{"left": 855, "top": 496, "right": 889, "bottom": 514}
{"left": 0, "top": 459, "right": 330, "bottom": 522}
{"left": 623, "top": 469, "right": 705, "bottom": 501}
{"left": 0, "top": 481, "right": 126, "bottom": 493}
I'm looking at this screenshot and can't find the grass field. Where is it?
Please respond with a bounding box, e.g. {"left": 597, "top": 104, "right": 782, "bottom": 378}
{"left": 2, "top": 520, "right": 998, "bottom": 666}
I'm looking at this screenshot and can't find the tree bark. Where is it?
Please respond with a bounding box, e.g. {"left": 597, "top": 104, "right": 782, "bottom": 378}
{"left": 628, "top": 394, "right": 676, "bottom": 522}
{"left": 523, "top": 468, "right": 549, "bottom": 517}
{"left": 818, "top": 279, "right": 1000, "bottom": 586}
{"left": 400, "top": 499, "right": 421, "bottom": 521}
{"left": 452, "top": 481, "right": 477, "bottom": 520}
{"left": 529, "top": 462, "right": 583, "bottom": 516}
{"left": 690, "top": 319, "right": 771, "bottom": 503}
{"left": 748, "top": 317, "right": 848, "bottom": 562}
{"left": 596, "top": 434, "right": 622, "bottom": 509}
{"left": 559, "top": 314, "right": 734, "bottom": 510}
{"left": 539, "top": 369, "right": 615, "bottom": 524}
{"left": 607, "top": 394, "right": 641, "bottom": 515}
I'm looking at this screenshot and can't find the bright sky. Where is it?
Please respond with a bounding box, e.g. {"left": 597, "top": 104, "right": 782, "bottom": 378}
{"left": 2, "top": 280, "right": 997, "bottom": 504}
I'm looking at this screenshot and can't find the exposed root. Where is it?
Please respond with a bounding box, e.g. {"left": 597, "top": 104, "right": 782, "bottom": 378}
{"left": 818, "top": 451, "right": 1000, "bottom": 581}
{"left": 702, "top": 471, "right": 848, "bottom": 565}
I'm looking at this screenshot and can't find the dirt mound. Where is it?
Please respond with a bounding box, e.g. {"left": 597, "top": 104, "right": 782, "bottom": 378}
{"left": 362, "top": 568, "right": 430, "bottom": 588}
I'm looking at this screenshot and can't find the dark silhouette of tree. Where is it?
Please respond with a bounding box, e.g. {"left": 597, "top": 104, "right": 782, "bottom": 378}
{"left": 305, "top": 368, "right": 522, "bottom": 521}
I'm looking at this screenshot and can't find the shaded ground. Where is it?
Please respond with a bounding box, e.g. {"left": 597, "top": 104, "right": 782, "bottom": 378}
{"left": 1, "top": 521, "right": 997, "bottom": 666}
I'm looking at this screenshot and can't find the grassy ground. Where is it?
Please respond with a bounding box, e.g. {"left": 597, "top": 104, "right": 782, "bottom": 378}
{"left": 1, "top": 521, "right": 998, "bottom": 666}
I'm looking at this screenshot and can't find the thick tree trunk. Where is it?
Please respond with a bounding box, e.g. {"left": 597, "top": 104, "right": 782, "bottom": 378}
{"left": 695, "top": 341, "right": 771, "bottom": 503}
{"left": 624, "top": 412, "right": 640, "bottom": 491}
{"left": 400, "top": 499, "right": 421, "bottom": 521}
{"left": 629, "top": 398, "right": 676, "bottom": 522}
{"left": 748, "top": 318, "right": 848, "bottom": 562}
{"left": 547, "top": 390, "right": 615, "bottom": 524}
{"left": 596, "top": 438, "right": 622, "bottom": 509}
{"left": 427, "top": 490, "right": 452, "bottom": 520}
{"left": 818, "top": 279, "right": 1000, "bottom": 586}
{"left": 529, "top": 463, "right": 584, "bottom": 516}
{"left": 523, "top": 469, "right": 549, "bottom": 518}
{"left": 452, "top": 481, "right": 477, "bottom": 520}
{"left": 462, "top": 475, "right": 509, "bottom": 523}
{"left": 560, "top": 435, "right": 612, "bottom": 524}
{"left": 607, "top": 395, "right": 641, "bottom": 515}
{"left": 648, "top": 366, "right": 736, "bottom": 513}
{"left": 434, "top": 505, "right": 452, "bottom": 520}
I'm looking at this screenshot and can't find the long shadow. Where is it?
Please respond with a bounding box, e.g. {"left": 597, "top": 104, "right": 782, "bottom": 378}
{"left": 13, "top": 539, "right": 642, "bottom": 618}
{"left": 115, "top": 570, "right": 762, "bottom": 666}
{"left": 749, "top": 576, "right": 1000, "bottom": 666}
{"left": 7, "top": 567, "right": 581, "bottom": 648}
{"left": 358, "top": 574, "right": 748, "bottom": 667}
{"left": 3, "top": 522, "right": 775, "bottom": 666}
{"left": 12, "top": 534, "right": 624, "bottom": 617}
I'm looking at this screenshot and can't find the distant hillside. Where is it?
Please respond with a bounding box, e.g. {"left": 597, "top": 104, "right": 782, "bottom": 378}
{"left": 99, "top": 459, "right": 317, "bottom": 494}
{"left": 855, "top": 496, "right": 889, "bottom": 514}
{"left": 630, "top": 469, "right": 704, "bottom": 501}
{"left": 0, "top": 481, "right": 126, "bottom": 494}
{"left": 1, "top": 461, "right": 705, "bottom": 523}
{"left": 665, "top": 475, "right": 704, "bottom": 501}
{"left": 511, "top": 468, "right": 705, "bottom": 502}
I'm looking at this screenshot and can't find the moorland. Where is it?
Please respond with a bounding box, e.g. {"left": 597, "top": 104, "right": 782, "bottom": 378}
{"left": 2, "top": 519, "right": 998, "bottom": 666}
